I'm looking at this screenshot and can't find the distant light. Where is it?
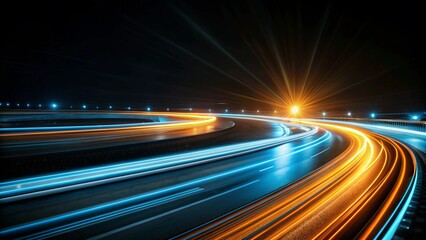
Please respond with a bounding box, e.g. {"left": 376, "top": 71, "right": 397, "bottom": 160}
{"left": 82, "top": 105, "right": 87, "bottom": 109}
{"left": 347, "top": 112, "right": 352, "bottom": 117}
{"left": 189, "top": 108, "right": 192, "bottom": 111}
{"left": 96, "top": 106, "right": 99, "bottom": 109}
{"left": 166, "top": 108, "right": 169, "bottom": 111}
{"left": 371, "top": 113, "right": 375, "bottom": 118}
{"left": 0, "top": 102, "right": 2, "bottom": 106}
{"left": 70, "top": 106, "right": 73, "bottom": 109}
{"left": 6, "top": 103, "right": 10, "bottom": 106}
{"left": 241, "top": 109, "right": 245, "bottom": 113}
{"left": 322, "top": 112, "right": 326, "bottom": 116}
{"left": 127, "top": 107, "right": 131, "bottom": 110}
{"left": 16, "top": 103, "right": 20, "bottom": 107}
{"left": 412, "top": 115, "right": 419, "bottom": 120}
{"left": 274, "top": 110, "right": 277, "bottom": 114}
{"left": 256, "top": 110, "right": 259, "bottom": 113}
{"left": 291, "top": 106, "right": 299, "bottom": 114}
{"left": 208, "top": 109, "right": 211, "bottom": 112}
{"left": 26, "top": 103, "right": 30, "bottom": 107}
{"left": 38, "top": 104, "right": 42, "bottom": 107}
{"left": 147, "top": 107, "right": 151, "bottom": 111}
{"left": 225, "top": 109, "right": 228, "bottom": 113}
{"left": 51, "top": 103, "right": 57, "bottom": 109}
{"left": 109, "top": 105, "right": 112, "bottom": 109}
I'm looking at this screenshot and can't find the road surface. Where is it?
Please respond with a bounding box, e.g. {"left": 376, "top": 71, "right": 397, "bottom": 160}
{"left": 0, "top": 112, "right": 422, "bottom": 239}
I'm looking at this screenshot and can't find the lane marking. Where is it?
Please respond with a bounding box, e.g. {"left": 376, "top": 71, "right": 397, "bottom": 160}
{"left": 259, "top": 166, "right": 274, "bottom": 172}
{"left": 310, "top": 147, "right": 330, "bottom": 159}
{"left": 1, "top": 188, "right": 203, "bottom": 237}
{"left": 89, "top": 180, "right": 260, "bottom": 240}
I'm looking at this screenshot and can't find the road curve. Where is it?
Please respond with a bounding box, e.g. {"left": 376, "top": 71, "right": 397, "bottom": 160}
{"left": 178, "top": 119, "right": 417, "bottom": 239}
{"left": 0, "top": 112, "right": 420, "bottom": 239}
{"left": 0, "top": 111, "right": 227, "bottom": 158}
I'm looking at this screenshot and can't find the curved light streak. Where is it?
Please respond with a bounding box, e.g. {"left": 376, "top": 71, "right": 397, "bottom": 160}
{"left": 0, "top": 114, "right": 317, "bottom": 203}
{"left": 0, "top": 112, "right": 224, "bottom": 158}
{"left": 0, "top": 113, "right": 418, "bottom": 240}
{"left": 0, "top": 112, "right": 217, "bottom": 136}
{"left": 178, "top": 119, "right": 417, "bottom": 239}
{"left": 0, "top": 118, "right": 325, "bottom": 238}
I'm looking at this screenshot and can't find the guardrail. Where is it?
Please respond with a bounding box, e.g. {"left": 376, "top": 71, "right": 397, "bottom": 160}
{"left": 322, "top": 117, "right": 426, "bottom": 132}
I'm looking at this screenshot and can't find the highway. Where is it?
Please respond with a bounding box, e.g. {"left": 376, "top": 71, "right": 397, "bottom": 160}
{"left": 180, "top": 119, "right": 417, "bottom": 239}
{"left": 0, "top": 111, "right": 422, "bottom": 239}
{"left": 0, "top": 112, "right": 227, "bottom": 158}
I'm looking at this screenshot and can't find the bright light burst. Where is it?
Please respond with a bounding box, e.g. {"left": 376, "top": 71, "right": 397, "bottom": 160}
{"left": 291, "top": 106, "right": 299, "bottom": 114}
{"left": 160, "top": 5, "right": 381, "bottom": 117}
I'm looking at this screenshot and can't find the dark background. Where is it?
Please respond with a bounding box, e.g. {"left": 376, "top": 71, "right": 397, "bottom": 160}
{"left": 1, "top": 1, "right": 424, "bottom": 117}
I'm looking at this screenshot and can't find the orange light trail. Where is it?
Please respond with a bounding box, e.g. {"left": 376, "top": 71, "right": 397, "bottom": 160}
{"left": 178, "top": 120, "right": 416, "bottom": 239}
{"left": 0, "top": 112, "right": 217, "bottom": 158}
{"left": 0, "top": 112, "right": 216, "bottom": 137}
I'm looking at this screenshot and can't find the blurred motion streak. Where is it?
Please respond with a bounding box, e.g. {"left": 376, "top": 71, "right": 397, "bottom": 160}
{"left": 178, "top": 120, "right": 416, "bottom": 239}
{"left": 0, "top": 112, "right": 219, "bottom": 157}
{"left": 0, "top": 114, "right": 317, "bottom": 202}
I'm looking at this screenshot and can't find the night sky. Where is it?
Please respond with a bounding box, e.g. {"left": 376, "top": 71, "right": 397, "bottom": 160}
{"left": 1, "top": 1, "right": 424, "bottom": 116}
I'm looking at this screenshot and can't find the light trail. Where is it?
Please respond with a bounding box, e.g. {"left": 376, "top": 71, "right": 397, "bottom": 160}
{"left": 177, "top": 119, "right": 417, "bottom": 239}
{"left": 0, "top": 114, "right": 316, "bottom": 202}
{"left": 2, "top": 187, "right": 205, "bottom": 239}
{"left": 312, "top": 118, "right": 426, "bottom": 137}
{"left": 0, "top": 112, "right": 217, "bottom": 136}
{"left": 0, "top": 127, "right": 327, "bottom": 238}
{"left": 88, "top": 180, "right": 261, "bottom": 240}
{"left": 0, "top": 113, "right": 419, "bottom": 239}
{"left": 0, "top": 112, "right": 223, "bottom": 157}
{"left": 323, "top": 119, "right": 421, "bottom": 239}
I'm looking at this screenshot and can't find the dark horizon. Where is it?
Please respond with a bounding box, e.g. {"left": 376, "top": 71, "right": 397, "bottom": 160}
{"left": 1, "top": 1, "right": 424, "bottom": 115}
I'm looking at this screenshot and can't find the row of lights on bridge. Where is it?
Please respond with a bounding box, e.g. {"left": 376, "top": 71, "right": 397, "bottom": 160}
{"left": 0, "top": 102, "right": 421, "bottom": 120}
{"left": 322, "top": 111, "right": 418, "bottom": 121}
{"left": 0, "top": 102, "right": 154, "bottom": 112}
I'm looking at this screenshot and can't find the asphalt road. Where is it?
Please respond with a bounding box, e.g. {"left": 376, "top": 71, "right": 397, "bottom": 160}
{"left": 1, "top": 115, "right": 288, "bottom": 180}
{"left": 0, "top": 115, "right": 343, "bottom": 239}
{"left": 0, "top": 113, "right": 421, "bottom": 239}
